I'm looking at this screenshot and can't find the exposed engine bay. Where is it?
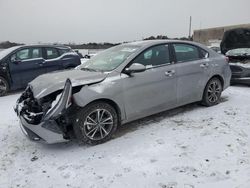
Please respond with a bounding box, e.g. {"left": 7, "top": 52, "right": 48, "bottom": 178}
{"left": 15, "top": 87, "right": 63, "bottom": 124}
{"left": 14, "top": 79, "right": 78, "bottom": 143}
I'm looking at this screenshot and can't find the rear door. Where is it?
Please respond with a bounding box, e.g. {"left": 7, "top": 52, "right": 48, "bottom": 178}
{"left": 8, "top": 47, "right": 46, "bottom": 87}
{"left": 42, "top": 47, "right": 63, "bottom": 73}
{"left": 122, "top": 44, "right": 178, "bottom": 121}
{"left": 171, "top": 43, "right": 212, "bottom": 105}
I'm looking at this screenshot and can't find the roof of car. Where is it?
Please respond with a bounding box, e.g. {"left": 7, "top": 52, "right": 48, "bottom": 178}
{"left": 120, "top": 40, "right": 218, "bottom": 57}
{"left": 123, "top": 40, "right": 204, "bottom": 47}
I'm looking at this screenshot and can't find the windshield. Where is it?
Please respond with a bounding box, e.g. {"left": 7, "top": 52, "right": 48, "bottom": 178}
{"left": 226, "top": 48, "right": 250, "bottom": 56}
{"left": 0, "top": 46, "right": 20, "bottom": 60}
{"left": 78, "top": 45, "right": 140, "bottom": 71}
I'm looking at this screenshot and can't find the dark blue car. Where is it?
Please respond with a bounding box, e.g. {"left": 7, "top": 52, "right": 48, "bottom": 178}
{"left": 0, "top": 45, "right": 81, "bottom": 96}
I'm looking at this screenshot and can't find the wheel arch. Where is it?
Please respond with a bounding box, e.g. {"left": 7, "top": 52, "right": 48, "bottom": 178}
{"left": 0, "top": 74, "right": 10, "bottom": 86}
{"left": 209, "top": 75, "right": 224, "bottom": 88}
{"left": 84, "top": 98, "right": 122, "bottom": 126}
{"left": 202, "top": 74, "right": 224, "bottom": 99}
{"left": 0, "top": 74, "right": 10, "bottom": 95}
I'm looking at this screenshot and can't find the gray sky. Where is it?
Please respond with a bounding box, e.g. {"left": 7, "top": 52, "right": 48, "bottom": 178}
{"left": 0, "top": 0, "right": 249, "bottom": 44}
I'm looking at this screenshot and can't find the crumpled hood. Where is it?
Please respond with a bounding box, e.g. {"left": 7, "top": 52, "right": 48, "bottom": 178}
{"left": 221, "top": 28, "right": 250, "bottom": 55}
{"left": 29, "top": 69, "right": 107, "bottom": 99}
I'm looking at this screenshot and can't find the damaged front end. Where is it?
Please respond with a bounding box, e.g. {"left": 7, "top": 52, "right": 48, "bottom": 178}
{"left": 15, "top": 79, "right": 75, "bottom": 144}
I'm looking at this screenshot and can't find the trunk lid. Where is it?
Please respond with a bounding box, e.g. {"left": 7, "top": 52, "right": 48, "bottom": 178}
{"left": 221, "top": 28, "right": 250, "bottom": 55}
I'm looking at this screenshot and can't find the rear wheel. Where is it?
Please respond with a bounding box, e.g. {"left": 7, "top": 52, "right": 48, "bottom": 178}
{"left": 0, "top": 76, "right": 9, "bottom": 96}
{"left": 202, "top": 77, "right": 222, "bottom": 107}
{"left": 73, "top": 102, "right": 118, "bottom": 145}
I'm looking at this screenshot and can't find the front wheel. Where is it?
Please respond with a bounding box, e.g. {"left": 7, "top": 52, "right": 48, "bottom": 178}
{"left": 202, "top": 77, "right": 222, "bottom": 107}
{"left": 0, "top": 76, "right": 9, "bottom": 97}
{"left": 73, "top": 102, "right": 118, "bottom": 145}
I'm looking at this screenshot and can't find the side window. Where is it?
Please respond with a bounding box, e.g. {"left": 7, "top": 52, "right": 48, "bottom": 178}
{"left": 11, "top": 48, "right": 43, "bottom": 62}
{"left": 45, "top": 48, "right": 59, "bottom": 59}
{"left": 58, "top": 48, "right": 71, "bottom": 56}
{"left": 15, "top": 49, "right": 30, "bottom": 61}
{"left": 144, "top": 50, "right": 153, "bottom": 60}
{"left": 31, "top": 48, "right": 42, "bottom": 59}
{"left": 133, "top": 44, "right": 171, "bottom": 68}
{"left": 173, "top": 44, "right": 200, "bottom": 62}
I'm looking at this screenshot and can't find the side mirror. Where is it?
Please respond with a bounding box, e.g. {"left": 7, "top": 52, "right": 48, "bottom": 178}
{"left": 12, "top": 60, "right": 22, "bottom": 65}
{"left": 124, "top": 63, "right": 146, "bottom": 75}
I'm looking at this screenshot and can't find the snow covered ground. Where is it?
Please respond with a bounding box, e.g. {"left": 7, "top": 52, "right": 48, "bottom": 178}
{"left": 1, "top": 86, "right": 250, "bottom": 188}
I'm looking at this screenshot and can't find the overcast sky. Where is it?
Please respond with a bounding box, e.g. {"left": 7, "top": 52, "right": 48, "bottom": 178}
{"left": 0, "top": 0, "right": 249, "bottom": 44}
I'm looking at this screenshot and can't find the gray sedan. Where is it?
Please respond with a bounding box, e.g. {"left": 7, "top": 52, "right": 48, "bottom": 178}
{"left": 15, "top": 40, "right": 231, "bottom": 145}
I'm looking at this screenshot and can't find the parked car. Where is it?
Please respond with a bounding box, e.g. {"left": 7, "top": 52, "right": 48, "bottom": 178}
{"left": 0, "top": 45, "right": 81, "bottom": 96}
{"left": 73, "top": 50, "right": 84, "bottom": 58}
{"left": 221, "top": 28, "right": 250, "bottom": 85}
{"left": 15, "top": 40, "right": 231, "bottom": 144}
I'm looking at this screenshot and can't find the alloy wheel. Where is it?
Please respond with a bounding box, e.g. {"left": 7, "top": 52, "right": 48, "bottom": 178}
{"left": 207, "top": 80, "right": 222, "bottom": 103}
{"left": 83, "top": 109, "right": 114, "bottom": 141}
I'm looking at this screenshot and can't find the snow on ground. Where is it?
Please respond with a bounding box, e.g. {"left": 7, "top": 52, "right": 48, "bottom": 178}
{"left": 1, "top": 86, "right": 250, "bottom": 188}
{"left": 81, "top": 58, "right": 89, "bottom": 64}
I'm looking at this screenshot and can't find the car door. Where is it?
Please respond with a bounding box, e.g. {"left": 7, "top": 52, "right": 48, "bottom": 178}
{"left": 43, "top": 47, "right": 63, "bottom": 73}
{"left": 171, "top": 43, "right": 212, "bottom": 105}
{"left": 8, "top": 47, "right": 47, "bottom": 87}
{"left": 121, "top": 44, "right": 177, "bottom": 121}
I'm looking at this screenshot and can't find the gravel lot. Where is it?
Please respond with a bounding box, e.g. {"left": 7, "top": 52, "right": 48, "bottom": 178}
{"left": 1, "top": 86, "right": 250, "bottom": 188}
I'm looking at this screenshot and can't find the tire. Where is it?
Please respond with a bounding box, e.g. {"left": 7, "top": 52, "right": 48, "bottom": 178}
{"left": 73, "top": 102, "right": 118, "bottom": 145}
{"left": 0, "top": 76, "right": 9, "bottom": 97}
{"left": 202, "top": 77, "right": 222, "bottom": 107}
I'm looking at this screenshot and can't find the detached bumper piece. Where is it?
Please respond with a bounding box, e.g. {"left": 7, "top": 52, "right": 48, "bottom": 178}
{"left": 231, "top": 77, "right": 250, "bottom": 85}
{"left": 15, "top": 79, "right": 72, "bottom": 144}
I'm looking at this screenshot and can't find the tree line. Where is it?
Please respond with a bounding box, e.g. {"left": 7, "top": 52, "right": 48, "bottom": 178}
{"left": 0, "top": 36, "right": 192, "bottom": 49}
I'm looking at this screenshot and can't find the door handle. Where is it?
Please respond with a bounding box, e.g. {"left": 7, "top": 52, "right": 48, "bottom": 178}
{"left": 165, "top": 70, "right": 175, "bottom": 77}
{"left": 200, "top": 63, "right": 209, "bottom": 68}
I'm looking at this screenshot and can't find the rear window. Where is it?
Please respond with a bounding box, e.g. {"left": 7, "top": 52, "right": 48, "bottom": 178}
{"left": 58, "top": 48, "right": 71, "bottom": 56}
{"left": 173, "top": 44, "right": 200, "bottom": 62}
{"left": 45, "top": 48, "right": 59, "bottom": 59}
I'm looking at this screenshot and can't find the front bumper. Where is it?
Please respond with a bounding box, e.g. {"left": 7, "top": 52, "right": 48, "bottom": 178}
{"left": 15, "top": 79, "right": 73, "bottom": 144}
{"left": 19, "top": 116, "right": 67, "bottom": 144}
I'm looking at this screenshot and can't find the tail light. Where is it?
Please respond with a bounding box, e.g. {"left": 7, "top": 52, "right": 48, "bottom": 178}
{"left": 225, "top": 56, "right": 229, "bottom": 63}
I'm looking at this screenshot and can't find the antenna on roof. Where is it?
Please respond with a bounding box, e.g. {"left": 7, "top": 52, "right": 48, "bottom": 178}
{"left": 189, "top": 16, "right": 192, "bottom": 40}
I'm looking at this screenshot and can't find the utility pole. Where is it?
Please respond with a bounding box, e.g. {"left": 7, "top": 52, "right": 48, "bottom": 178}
{"left": 189, "top": 16, "right": 192, "bottom": 40}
